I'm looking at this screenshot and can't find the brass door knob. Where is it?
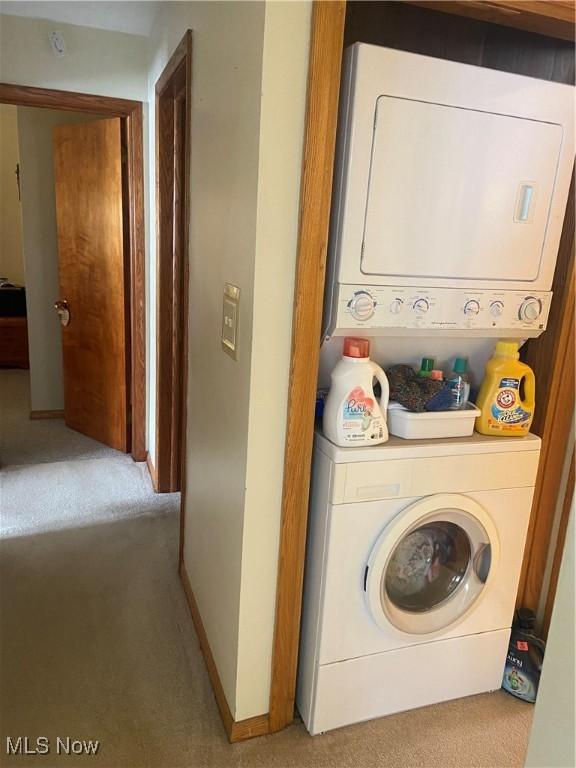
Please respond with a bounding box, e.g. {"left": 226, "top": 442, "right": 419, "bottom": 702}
{"left": 54, "top": 299, "right": 70, "bottom": 327}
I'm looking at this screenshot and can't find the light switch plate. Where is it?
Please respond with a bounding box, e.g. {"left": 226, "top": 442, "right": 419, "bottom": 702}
{"left": 222, "top": 283, "right": 240, "bottom": 359}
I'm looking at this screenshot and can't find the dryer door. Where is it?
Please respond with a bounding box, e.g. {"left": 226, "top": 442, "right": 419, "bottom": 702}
{"left": 365, "top": 494, "right": 500, "bottom": 634}
{"left": 360, "top": 97, "right": 563, "bottom": 285}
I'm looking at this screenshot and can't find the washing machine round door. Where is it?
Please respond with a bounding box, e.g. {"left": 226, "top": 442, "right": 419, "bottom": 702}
{"left": 365, "top": 494, "right": 500, "bottom": 635}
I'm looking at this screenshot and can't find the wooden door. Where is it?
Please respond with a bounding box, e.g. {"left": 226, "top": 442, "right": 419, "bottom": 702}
{"left": 53, "top": 118, "right": 128, "bottom": 452}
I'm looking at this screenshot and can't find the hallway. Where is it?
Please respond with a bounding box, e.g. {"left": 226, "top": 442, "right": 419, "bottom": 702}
{"left": 0, "top": 371, "right": 166, "bottom": 538}
{"left": 0, "top": 370, "right": 533, "bottom": 767}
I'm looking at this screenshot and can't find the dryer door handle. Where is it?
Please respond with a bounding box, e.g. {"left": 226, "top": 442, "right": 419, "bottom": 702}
{"left": 473, "top": 542, "right": 492, "bottom": 584}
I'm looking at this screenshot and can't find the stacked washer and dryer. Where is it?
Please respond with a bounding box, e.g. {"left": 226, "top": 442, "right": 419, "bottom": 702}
{"left": 297, "top": 44, "right": 574, "bottom": 735}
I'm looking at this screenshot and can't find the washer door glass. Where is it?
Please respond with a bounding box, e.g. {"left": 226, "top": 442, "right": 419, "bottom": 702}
{"left": 385, "top": 521, "right": 471, "bottom": 612}
{"left": 364, "top": 495, "right": 500, "bottom": 635}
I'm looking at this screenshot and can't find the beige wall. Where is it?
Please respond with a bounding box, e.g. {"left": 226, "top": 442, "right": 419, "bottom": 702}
{"left": 0, "top": 15, "right": 148, "bottom": 100}
{"left": 148, "top": 1, "right": 311, "bottom": 720}
{"left": 0, "top": 104, "right": 25, "bottom": 285}
{"left": 147, "top": 1, "right": 265, "bottom": 716}
{"left": 16, "top": 107, "right": 105, "bottom": 412}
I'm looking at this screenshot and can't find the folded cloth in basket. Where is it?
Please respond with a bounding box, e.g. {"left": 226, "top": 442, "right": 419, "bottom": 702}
{"left": 385, "top": 364, "right": 453, "bottom": 413}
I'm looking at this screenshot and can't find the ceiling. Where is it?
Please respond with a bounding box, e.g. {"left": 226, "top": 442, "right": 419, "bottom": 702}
{"left": 0, "top": 1, "right": 160, "bottom": 37}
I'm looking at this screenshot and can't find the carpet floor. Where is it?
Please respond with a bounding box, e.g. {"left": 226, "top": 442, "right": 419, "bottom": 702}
{"left": 0, "top": 370, "right": 121, "bottom": 469}
{"left": 0, "top": 370, "right": 533, "bottom": 767}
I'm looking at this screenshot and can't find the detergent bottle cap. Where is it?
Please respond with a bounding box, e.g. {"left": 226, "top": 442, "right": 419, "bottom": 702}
{"left": 516, "top": 608, "right": 536, "bottom": 631}
{"left": 420, "top": 357, "right": 434, "bottom": 371}
{"left": 430, "top": 369, "right": 444, "bottom": 381}
{"left": 495, "top": 340, "right": 520, "bottom": 359}
{"left": 453, "top": 357, "right": 468, "bottom": 374}
{"left": 343, "top": 337, "right": 370, "bottom": 359}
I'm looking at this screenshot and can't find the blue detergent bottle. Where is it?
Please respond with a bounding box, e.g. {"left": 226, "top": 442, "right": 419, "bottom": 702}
{"left": 448, "top": 357, "right": 470, "bottom": 409}
{"left": 502, "top": 608, "right": 545, "bottom": 703}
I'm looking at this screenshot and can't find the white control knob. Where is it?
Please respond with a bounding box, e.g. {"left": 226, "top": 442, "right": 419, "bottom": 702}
{"left": 413, "top": 298, "right": 429, "bottom": 314}
{"left": 348, "top": 291, "right": 376, "bottom": 321}
{"left": 464, "top": 300, "right": 480, "bottom": 316}
{"left": 519, "top": 297, "right": 542, "bottom": 323}
{"left": 390, "top": 298, "right": 403, "bottom": 315}
{"left": 490, "top": 301, "right": 504, "bottom": 317}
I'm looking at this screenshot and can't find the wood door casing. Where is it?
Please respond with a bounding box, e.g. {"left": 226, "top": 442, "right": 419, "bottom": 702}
{"left": 53, "top": 117, "right": 128, "bottom": 451}
{"left": 155, "top": 31, "right": 192, "bottom": 494}
{"left": 407, "top": 1, "right": 575, "bottom": 41}
{"left": 542, "top": 448, "right": 575, "bottom": 636}
{"left": 268, "top": 1, "right": 346, "bottom": 733}
{"left": 518, "top": 172, "right": 575, "bottom": 617}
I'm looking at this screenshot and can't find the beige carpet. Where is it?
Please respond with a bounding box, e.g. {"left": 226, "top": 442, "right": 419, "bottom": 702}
{"left": 0, "top": 370, "right": 533, "bottom": 767}
{"left": 0, "top": 370, "right": 121, "bottom": 468}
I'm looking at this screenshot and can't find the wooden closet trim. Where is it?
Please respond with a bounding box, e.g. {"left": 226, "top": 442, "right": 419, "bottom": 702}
{"left": 518, "top": 172, "right": 575, "bottom": 618}
{"left": 407, "top": 1, "right": 575, "bottom": 41}
{"left": 542, "top": 447, "right": 574, "bottom": 636}
{"left": 0, "top": 83, "right": 147, "bottom": 461}
{"left": 268, "top": 0, "right": 346, "bottom": 733}
{"left": 154, "top": 30, "right": 192, "bottom": 494}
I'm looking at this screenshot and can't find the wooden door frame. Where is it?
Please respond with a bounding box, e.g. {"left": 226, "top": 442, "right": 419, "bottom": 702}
{"left": 152, "top": 30, "right": 192, "bottom": 494}
{"left": 0, "top": 83, "right": 146, "bottom": 461}
{"left": 268, "top": 0, "right": 575, "bottom": 733}
{"left": 268, "top": 1, "right": 346, "bottom": 733}
{"left": 518, "top": 173, "right": 575, "bottom": 622}
{"left": 541, "top": 446, "right": 574, "bottom": 637}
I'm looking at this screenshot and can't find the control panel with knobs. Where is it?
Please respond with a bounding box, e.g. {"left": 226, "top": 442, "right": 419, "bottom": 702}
{"left": 332, "top": 285, "right": 552, "bottom": 338}
{"left": 519, "top": 297, "right": 542, "bottom": 323}
{"left": 490, "top": 301, "right": 504, "bottom": 317}
{"left": 348, "top": 290, "right": 376, "bottom": 321}
{"left": 463, "top": 299, "right": 480, "bottom": 316}
{"left": 413, "top": 298, "right": 430, "bottom": 313}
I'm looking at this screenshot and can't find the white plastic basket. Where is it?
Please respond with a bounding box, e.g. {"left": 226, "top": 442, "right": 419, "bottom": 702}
{"left": 387, "top": 402, "right": 481, "bottom": 440}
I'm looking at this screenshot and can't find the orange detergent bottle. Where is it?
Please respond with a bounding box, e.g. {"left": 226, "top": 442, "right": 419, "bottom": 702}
{"left": 475, "top": 340, "right": 535, "bottom": 437}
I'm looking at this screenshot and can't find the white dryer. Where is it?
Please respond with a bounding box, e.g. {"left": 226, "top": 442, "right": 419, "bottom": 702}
{"left": 323, "top": 44, "right": 575, "bottom": 339}
{"left": 297, "top": 430, "right": 541, "bottom": 734}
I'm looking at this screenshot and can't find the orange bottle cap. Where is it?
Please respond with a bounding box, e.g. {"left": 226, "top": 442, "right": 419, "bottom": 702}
{"left": 343, "top": 337, "right": 370, "bottom": 359}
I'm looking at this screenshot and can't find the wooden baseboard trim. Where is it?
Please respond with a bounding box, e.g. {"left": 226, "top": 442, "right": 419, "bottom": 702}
{"left": 30, "top": 410, "right": 64, "bottom": 420}
{"left": 179, "top": 562, "right": 270, "bottom": 743}
{"left": 229, "top": 712, "right": 270, "bottom": 743}
{"left": 146, "top": 451, "right": 158, "bottom": 491}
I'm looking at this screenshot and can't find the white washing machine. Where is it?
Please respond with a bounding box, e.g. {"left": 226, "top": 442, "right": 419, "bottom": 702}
{"left": 297, "top": 430, "right": 541, "bottom": 734}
